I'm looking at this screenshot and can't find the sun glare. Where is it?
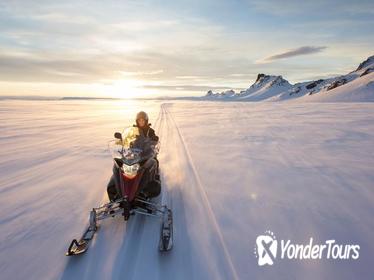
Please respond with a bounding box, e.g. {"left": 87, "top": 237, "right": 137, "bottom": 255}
{"left": 97, "top": 79, "right": 150, "bottom": 99}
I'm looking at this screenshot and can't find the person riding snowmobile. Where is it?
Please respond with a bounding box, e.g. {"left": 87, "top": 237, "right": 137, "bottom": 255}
{"left": 106, "top": 111, "right": 161, "bottom": 202}
{"left": 134, "top": 111, "right": 159, "bottom": 142}
{"left": 134, "top": 110, "right": 160, "bottom": 192}
{"left": 67, "top": 112, "right": 172, "bottom": 256}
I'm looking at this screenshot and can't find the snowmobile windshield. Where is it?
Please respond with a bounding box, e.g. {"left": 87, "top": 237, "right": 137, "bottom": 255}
{"left": 120, "top": 126, "right": 140, "bottom": 149}
{"left": 109, "top": 126, "right": 158, "bottom": 165}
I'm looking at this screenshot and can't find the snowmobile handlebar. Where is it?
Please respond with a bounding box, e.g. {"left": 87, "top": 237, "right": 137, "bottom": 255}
{"left": 114, "top": 132, "right": 122, "bottom": 141}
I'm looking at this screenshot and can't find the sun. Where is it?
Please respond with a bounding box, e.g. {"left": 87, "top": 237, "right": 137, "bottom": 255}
{"left": 96, "top": 79, "right": 150, "bottom": 99}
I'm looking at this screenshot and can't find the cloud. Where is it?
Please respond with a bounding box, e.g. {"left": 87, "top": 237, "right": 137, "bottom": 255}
{"left": 0, "top": 0, "right": 372, "bottom": 97}
{"left": 250, "top": 0, "right": 374, "bottom": 16}
{"left": 259, "top": 46, "right": 327, "bottom": 63}
{"left": 0, "top": 39, "right": 263, "bottom": 84}
{"left": 141, "top": 84, "right": 242, "bottom": 92}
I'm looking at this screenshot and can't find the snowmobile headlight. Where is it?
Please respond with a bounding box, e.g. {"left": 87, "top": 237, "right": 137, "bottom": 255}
{"left": 123, "top": 163, "right": 140, "bottom": 179}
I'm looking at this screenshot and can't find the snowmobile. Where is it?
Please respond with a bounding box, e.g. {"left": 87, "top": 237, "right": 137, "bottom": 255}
{"left": 66, "top": 126, "right": 173, "bottom": 256}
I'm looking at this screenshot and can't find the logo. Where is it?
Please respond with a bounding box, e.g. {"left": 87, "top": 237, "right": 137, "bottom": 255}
{"left": 254, "top": 230, "right": 277, "bottom": 266}
{"left": 254, "top": 231, "right": 360, "bottom": 266}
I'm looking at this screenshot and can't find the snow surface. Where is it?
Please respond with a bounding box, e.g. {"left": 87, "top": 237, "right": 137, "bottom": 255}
{"left": 1, "top": 100, "right": 374, "bottom": 279}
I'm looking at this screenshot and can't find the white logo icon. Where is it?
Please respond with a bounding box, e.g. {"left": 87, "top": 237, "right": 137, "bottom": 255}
{"left": 255, "top": 231, "right": 277, "bottom": 266}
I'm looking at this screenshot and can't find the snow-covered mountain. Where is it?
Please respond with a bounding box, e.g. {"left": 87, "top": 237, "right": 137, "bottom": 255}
{"left": 205, "top": 55, "right": 374, "bottom": 102}
{"left": 298, "top": 71, "right": 374, "bottom": 102}
{"left": 238, "top": 74, "right": 292, "bottom": 101}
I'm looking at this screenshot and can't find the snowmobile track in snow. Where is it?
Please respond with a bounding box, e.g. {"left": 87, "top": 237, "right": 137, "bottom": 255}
{"left": 158, "top": 104, "right": 239, "bottom": 280}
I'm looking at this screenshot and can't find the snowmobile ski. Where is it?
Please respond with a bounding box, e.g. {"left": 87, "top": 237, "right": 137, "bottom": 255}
{"left": 159, "top": 208, "right": 173, "bottom": 251}
{"left": 65, "top": 197, "right": 174, "bottom": 256}
{"left": 66, "top": 210, "right": 97, "bottom": 256}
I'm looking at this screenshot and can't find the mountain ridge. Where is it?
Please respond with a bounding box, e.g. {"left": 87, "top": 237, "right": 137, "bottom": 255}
{"left": 205, "top": 55, "right": 374, "bottom": 102}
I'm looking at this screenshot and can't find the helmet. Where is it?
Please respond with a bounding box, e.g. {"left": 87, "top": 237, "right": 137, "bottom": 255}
{"left": 136, "top": 111, "right": 149, "bottom": 124}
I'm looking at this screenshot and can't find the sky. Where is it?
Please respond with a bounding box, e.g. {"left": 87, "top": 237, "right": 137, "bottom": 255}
{"left": 0, "top": 0, "right": 373, "bottom": 98}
